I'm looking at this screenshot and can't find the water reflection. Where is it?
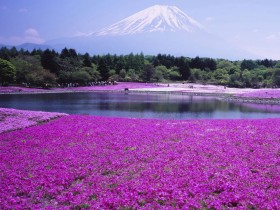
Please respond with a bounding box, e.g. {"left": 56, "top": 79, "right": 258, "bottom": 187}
{"left": 0, "top": 92, "right": 280, "bottom": 119}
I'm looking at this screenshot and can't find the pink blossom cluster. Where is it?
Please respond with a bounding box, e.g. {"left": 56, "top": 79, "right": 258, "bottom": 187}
{"left": 238, "top": 89, "right": 280, "bottom": 99}
{"left": 1, "top": 114, "right": 279, "bottom": 209}
{"left": 0, "top": 108, "right": 67, "bottom": 133}
{"left": 52, "top": 82, "right": 160, "bottom": 91}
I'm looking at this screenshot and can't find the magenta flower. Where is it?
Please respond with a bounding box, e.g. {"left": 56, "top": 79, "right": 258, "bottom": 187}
{"left": 0, "top": 110, "right": 279, "bottom": 209}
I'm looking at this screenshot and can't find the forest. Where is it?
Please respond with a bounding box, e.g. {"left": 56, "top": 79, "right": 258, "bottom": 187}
{"left": 0, "top": 46, "right": 280, "bottom": 88}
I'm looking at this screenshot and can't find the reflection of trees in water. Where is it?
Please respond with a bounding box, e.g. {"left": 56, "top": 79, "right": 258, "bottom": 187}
{"left": 95, "top": 97, "right": 228, "bottom": 113}
{"left": 238, "top": 103, "right": 280, "bottom": 113}
{"left": 95, "top": 97, "right": 280, "bottom": 114}
{"left": 1, "top": 92, "right": 280, "bottom": 115}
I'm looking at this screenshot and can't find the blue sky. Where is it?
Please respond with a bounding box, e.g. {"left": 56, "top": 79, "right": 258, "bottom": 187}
{"left": 0, "top": 0, "right": 279, "bottom": 59}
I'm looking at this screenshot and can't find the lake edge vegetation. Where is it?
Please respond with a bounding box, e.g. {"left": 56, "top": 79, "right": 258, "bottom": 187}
{"left": 1, "top": 46, "right": 280, "bottom": 88}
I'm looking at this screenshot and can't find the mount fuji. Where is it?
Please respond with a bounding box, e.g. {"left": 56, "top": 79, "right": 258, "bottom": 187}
{"left": 93, "top": 5, "right": 203, "bottom": 36}
{"left": 45, "top": 5, "right": 252, "bottom": 59}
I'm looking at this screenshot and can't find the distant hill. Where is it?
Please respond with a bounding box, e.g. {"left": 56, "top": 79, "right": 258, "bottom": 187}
{"left": 16, "top": 43, "right": 53, "bottom": 51}
{"left": 0, "top": 44, "right": 12, "bottom": 49}
{"left": 0, "top": 43, "right": 53, "bottom": 51}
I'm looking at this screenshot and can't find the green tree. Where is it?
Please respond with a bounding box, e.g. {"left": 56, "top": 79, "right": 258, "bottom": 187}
{"left": 71, "top": 71, "right": 91, "bottom": 85}
{"left": 176, "top": 57, "right": 190, "bottom": 80}
{"left": 272, "top": 68, "right": 280, "bottom": 87}
{"left": 83, "top": 53, "right": 92, "bottom": 67}
{"left": 58, "top": 71, "right": 72, "bottom": 84}
{"left": 153, "top": 68, "right": 164, "bottom": 82}
{"left": 275, "top": 61, "right": 280, "bottom": 68}
{"left": 217, "top": 60, "right": 239, "bottom": 74}
{"left": 127, "top": 69, "right": 139, "bottom": 81}
{"left": 115, "top": 56, "right": 126, "bottom": 73}
{"left": 26, "top": 68, "right": 56, "bottom": 87}
{"left": 141, "top": 64, "right": 155, "bottom": 82}
{"left": 240, "top": 59, "right": 257, "bottom": 70}
{"left": 0, "top": 47, "right": 11, "bottom": 60}
{"left": 10, "top": 58, "right": 30, "bottom": 83}
{"left": 0, "top": 58, "right": 16, "bottom": 85}
{"left": 213, "top": 68, "right": 229, "bottom": 85}
{"left": 190, "top": 68, "right": 202, "bottom": 82}
{"left": 119, "top": 69, "right": 126, "bottom": 80}
{"left": 155, "top": 65, "right": 170, "bottom": 80}
{"left": 97, "top": 58, "right": 109, "bottom": 81}
{"left": 41, "top": 49, "right": 60, "bottom": 74}
{"left": 229, "top": 71, "right": 242, "bottom": 87}
{"left": 80, "top": 66, "right": 100, "bottom": 82}
{"left": 242, "top": 69, "right": 252, "bottom": 87}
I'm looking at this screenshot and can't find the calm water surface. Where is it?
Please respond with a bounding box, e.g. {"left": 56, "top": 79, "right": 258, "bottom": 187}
{"left": 0, "top": 92, "right": 280, "bottom": 119}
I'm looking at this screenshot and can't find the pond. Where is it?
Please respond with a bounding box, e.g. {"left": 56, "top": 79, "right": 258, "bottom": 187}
{"left": 0, "top": 92, "right": 280, "bottom": 119}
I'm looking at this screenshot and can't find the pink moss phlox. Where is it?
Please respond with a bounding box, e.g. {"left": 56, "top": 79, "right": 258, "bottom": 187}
{"left": 238, "top": 89, "right": 280, "bottom": 99}
{"left": 0, "top": 115, "right": 280, "bottom": 209}
{"left": 0, "top": 82, "right": 160, "bottom": 94}
{"left": 0, "top": 108, "right": 67, "bottom": 133}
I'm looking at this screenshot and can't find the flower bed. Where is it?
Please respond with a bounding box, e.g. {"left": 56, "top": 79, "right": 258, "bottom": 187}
{"left": 0, "top": 108, "right": 67, "bottom": 133}
{"left": 0, "top": 83, "right": 160, "bottom": 94}
{"left": 238, "top": 89, "right": 280, "bottom": 99}
{"left": 1, "top": 114, "right": 279, "bottom": 209}
{"left": 52, "top": 82, "right": 160, "bottom": 91}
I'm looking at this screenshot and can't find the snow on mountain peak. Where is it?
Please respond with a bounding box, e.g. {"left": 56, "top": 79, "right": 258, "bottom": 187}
{"left": 93, "top": 5, "right": 203, "bottom": 36}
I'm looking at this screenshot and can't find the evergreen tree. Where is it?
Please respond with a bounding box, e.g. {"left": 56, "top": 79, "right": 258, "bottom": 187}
{"left": 273, "top": 68, "right": 280, "bottom": 87}
{"left": 41, "top": 49, "right": 60, "bottom": 74}
{"left": 83, "top": 53, "right": 92, "bottom": 67}
{"left": 176, "top": 57, "right": 190, "bottom": 80}
{"left": 60, "top": 48, "right": 70, "bottom": 59}
{"left": 141, "top": 64, "right": 155, "bottom": 82}
{"left": 97, "top": 58, "right": 109, "bottom": 81}
{"left": 241, "top": 59, "right": 257, "bottom": 70}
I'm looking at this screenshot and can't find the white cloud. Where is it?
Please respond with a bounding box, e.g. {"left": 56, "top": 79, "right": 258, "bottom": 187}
{"left": 19, "top": 8, "right": 28, "bottom": 13}
{"left": 266, "top": 32, "right": 280, "bottom": 40}
{"left": 0, "top": 28, "right": 44, "bottom": 45}
{"left": 205, "top": 17, "right": 215, "bottom": 22}
{"left": 24, "top": 28, "right": 39, "bottom": 37}
{"left": 73, "top": 31, "right": 91, "bottom": 37}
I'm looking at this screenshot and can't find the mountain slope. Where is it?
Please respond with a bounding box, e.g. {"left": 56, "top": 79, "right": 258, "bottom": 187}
{"left": 93, "top": 5, "right": 203, "bottom": 36}
{"left": 45, "top": 5, "right": 254, "bottom": 59}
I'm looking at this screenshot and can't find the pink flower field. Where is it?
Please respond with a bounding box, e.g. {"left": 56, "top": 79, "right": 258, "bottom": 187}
{"left": 0, "top": 83, "right": 160, "bottom": 94}
{"left": 0, "top": 108, "right": 67, "bottom": 133}
{"left": 238, "top": 89, "right": 280, "bottom": 99}
{"left": 1, "top": 113, "right": 279, "bottom": 209}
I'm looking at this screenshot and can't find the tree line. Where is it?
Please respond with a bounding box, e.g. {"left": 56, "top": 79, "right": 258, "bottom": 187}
{"left": 0, "top": 46, "right": 280, "bottom": 88}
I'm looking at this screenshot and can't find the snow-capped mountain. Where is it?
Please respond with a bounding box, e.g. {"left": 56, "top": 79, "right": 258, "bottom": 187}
{"left": 45, "top": 5, "right": 254, "bottom": 59}
{"left": 94, "top": 5, "right": 203, "bottom": 36}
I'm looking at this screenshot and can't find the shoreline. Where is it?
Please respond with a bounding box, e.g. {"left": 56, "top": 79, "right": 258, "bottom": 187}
{"left": 1, "top": 88, "right": 280, "bottom": 105}
{"left": 1, "top": 82, "right": 280, "bottom": 104}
